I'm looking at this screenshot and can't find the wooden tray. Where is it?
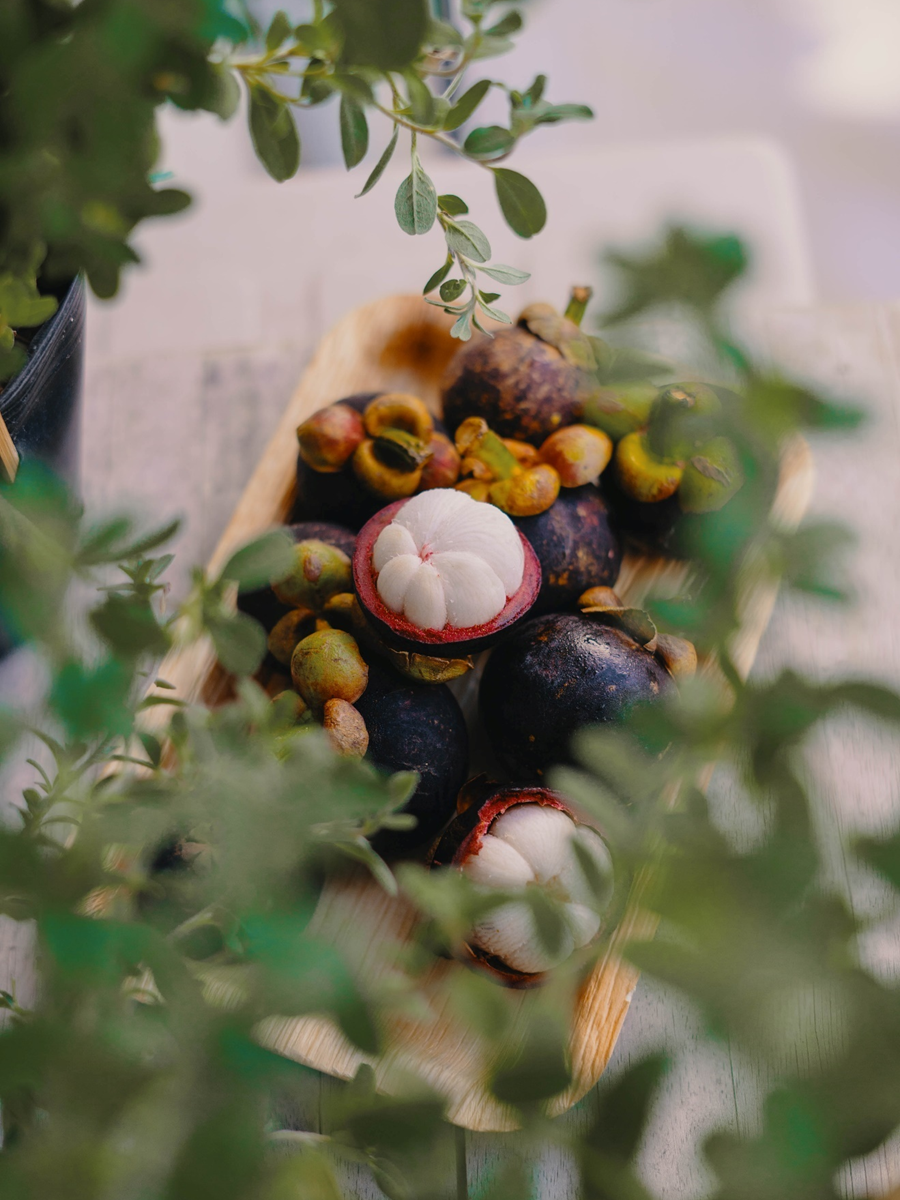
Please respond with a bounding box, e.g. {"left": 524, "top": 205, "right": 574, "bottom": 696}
{"left": 148, "top": 295, "right": 815, "bottom": 1132}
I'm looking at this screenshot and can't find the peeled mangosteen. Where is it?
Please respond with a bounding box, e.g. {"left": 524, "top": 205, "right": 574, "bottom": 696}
{"left": 353, "top": 489, "right": 541, "bottom": 659}
{"left": 432, "top": 786, "right": 615, "bottom": 987}
{"left": 479, "top": 612, "right": 672, "bottom": 780}
{"left": 514, "top": 485, "right": 621, "bottom": 614}
{"left": 238, "top": 520, "right": 357, "bottom": 633}
{"left": 441, "top": 297, "right": 598, "bottom": 446}
{"left": 356, "top": 661, "right": 469, "bottom": 858}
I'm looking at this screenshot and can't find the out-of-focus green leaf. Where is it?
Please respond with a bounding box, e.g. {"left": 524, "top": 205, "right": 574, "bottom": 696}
{"left": 219, "top": 529, "right": 295, "bottom": 592}
{"left": 332, "top": 0, "right": 428, "bottom": 70}
{"left": 247, "top": 83, "right": 300, "bottom": 182}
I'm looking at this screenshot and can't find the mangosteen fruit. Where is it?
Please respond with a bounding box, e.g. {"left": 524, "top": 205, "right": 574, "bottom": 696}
{"left": 514, "top": 485, "right": 621, "bottom": 614}
{"left": 356, "top": 662, "right": 469, "bottom": 858}
{"left": 441, "top": 291, "right": 600, "bottom": 446}
{"left": 353, "top": 489, "right": 541, "bottom": 659}
{"left": 432, "top": 787, "right": 614, "bottom": 986}
{"left": 237, "top": 520, "right": 357, "bottom": 633}
{"left": 479, "top": 612, "right": 673, "bottom": 779}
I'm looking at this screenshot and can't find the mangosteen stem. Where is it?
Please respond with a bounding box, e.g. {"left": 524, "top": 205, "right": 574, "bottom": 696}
{"left": 564, "top": 286, "right": 593, "bottom": 327}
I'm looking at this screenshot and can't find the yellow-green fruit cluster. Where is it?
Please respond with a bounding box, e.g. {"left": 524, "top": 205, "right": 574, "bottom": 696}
{"left": 586, "top": 382, "right": 744, "bottom": 514}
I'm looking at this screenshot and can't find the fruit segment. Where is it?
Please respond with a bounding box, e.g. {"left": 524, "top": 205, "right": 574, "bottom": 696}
{"left": 372, "top": 489, "right": 526, "bottom": 631}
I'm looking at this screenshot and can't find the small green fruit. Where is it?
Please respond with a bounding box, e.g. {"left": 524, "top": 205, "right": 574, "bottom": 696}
{"left": 647, "top": 382, "right": 722, "bottom": 460}
{"left": 678, "top": 436, "right": 743, "bottom": 513}
{"left": 273, "top": 540, "right": 352, "bottom": 610}
{"left": 583, "top": 383, "right": 657, "bottom": 442}
{"left": 615, "top": 431, "right": 683, "bottom": 504}
{"left": 290, "top": 629, "right": 369, "bottom": 711}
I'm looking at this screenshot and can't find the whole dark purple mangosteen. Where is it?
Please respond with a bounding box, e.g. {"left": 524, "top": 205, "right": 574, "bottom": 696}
{"left": 238, "top": 520, "right": 357, "bottom": 633}
{"left": 441, "top": 301, "right": 597, "bottom": 446}
{"left": 356, "top": 662, "right": 469, "bottom": 859}
{"left": 514, "top": 485, "right": 621, "bottom": 614}
{"left": 479, "top": 612, "right": 672, "bottom": 780}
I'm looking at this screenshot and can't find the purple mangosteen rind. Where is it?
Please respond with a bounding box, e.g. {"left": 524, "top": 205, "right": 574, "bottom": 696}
{"left": 352, "top": 498, "right": 542, "bottom": 658}
{"left": 479, "top": 613, "right": 673, "bottom": 781}
{"left": 514, "top": 484, "right": 622, "bottom": 615}
{"left": 356, "top": 661, "right": 469, "bottom": 860}
{"left": 441, "top": 325, "right": 591, "bottom": 447}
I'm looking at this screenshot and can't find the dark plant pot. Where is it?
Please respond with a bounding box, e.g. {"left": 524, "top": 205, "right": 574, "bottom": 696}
{"left": 0, "top": 277, "right": 85, "bottom": 658}
{"left": 0, "top": 276, "right": 85, "bottom": 483}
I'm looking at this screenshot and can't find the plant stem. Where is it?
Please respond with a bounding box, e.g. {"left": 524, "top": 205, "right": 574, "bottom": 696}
{"left": 564, "top": 286, "right": 593, "bottom": 327}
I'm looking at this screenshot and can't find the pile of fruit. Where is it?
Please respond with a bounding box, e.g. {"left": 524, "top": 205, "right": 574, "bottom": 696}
{"left": 240, "top": 293, "right": 742, "bottom": 985}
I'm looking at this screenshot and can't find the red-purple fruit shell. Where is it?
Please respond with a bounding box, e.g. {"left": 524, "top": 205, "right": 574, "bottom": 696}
{"left": 432, "top": 786, "right": 589, "bottom": 989}
{"left": 353, "top": 498, "right": 542, "bottom": 658}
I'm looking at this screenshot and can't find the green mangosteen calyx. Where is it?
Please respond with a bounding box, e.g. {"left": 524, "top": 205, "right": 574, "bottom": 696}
{"left": 577, "top": 586, "right": 658, "bottom": 649}
{"left": 518, "top": 287, "right": 597, "bottom": 370}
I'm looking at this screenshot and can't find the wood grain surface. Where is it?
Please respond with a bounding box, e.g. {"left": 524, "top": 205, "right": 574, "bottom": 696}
{"left": 2, "top": 300, "right": 899, "bottom": 1196}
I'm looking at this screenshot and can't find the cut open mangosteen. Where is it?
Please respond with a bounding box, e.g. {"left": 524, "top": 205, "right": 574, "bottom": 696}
{"left": 353, "top": 490, "right": 541, "bottom": 659}
{"left": 432, "top": 787, "right": 614, "bottom": 987}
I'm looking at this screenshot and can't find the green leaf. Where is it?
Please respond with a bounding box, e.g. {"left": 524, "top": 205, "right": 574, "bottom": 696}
{"left": 50, "top": 658, "right": 133, "bottom": 739}
{"left": 356, "top": 125, "right": 399, "bottom": 197}
{"left": 423, "top": 257, "right": 453, "bottom": 294}
{"left": 486, "top": 10, "right": 523, "bottom": 36}
{"left": 464, "top": 125, "right": 515, "bottom": 160}
{"left": 493, "top": 168, "right": 547, "bottom": 237}
{"left": 404, "top": 71, "right": 436, "bottom": 126}
{"left": 266, "top": 10, "right": 291, "bottom": 51}
{"left": 590, "top": 1053, "right": 669, "bottom": 1159}
{"left": 139, "top": 732, "right": 163, "bottom": 769}
{"left": 534, "top": 102, "right": 594, "bottom": 124}
{"left": 208, "top": 612, "right": 267, "bottom": 677}
{"left": 247, "top": 84, "right": 301, "bottom": 182}
{"left": 292, "top": 23, "right": 333, "bottom": 56}
{"left": 395, "top": 163, "right": 438, "bottom": 235}
{"left": 450, "top": 311, "right": 473, "bottom": 340}
{"left": 209, "top": 68, "right": 241, "bottom": 120}
{"left": 438, "top": 194, "right": 469, "bottom": 216}
{"left": 89, "top": 595, "right": 169, "bottom": 660}
{"left": 479, "top": 291, "right": 501, "bottom": 304}
{"left": 525, "top": 74, "right": 547, "bottom": 105}
{"left": 219, "top": 530, "right": 295, "bottom": 592}
{"left": 443, "top": 79, "right": 491, "bottom": 131}
{"left": 445, "top": 219, "right": 491, "bottom": 263}
{"left": 332, "top": 0, "right": 428, "bottom": 71}
{"left": 491, "top": 1024, "right": 571, "bottom": 1108}
{"left": 339, "top": 94, "right": 369, "bottom": 169}
{"left": 480, "top": 263, "right": 530, "bottom": 285}
{"left": 478, "top": 299, "right": 511, "bottom": 324}
{"left": 440, "top": 279, "right": 467, "bottom": 302}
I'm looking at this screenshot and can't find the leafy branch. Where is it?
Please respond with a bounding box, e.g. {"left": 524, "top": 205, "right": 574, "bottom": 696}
{"left": 225, "top": 0, "right": 591, "bottom": 338}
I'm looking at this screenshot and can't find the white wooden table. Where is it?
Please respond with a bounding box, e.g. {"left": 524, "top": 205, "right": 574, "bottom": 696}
{"left": 3, "top": 301, "right": 893, "bottom": 1198}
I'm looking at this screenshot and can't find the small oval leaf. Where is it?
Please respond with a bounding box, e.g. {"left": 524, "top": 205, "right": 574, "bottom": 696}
{"left": 445, "top": 219, "right": 491, "bottom": 263}
{"left": 493, "top": 167, "right": 546, "bottom": 238}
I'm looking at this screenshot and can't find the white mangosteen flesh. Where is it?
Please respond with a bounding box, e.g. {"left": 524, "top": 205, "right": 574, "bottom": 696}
{"left": 463, "top": 805, "right": 613, "bottom": 975}
{"left": 372, "top": 489, "right": 525, "bottom": 631}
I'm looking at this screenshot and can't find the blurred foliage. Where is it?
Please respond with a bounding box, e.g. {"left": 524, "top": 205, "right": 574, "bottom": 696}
{"left": 0, "top": 0, "right": 589, "bottom": 381}
{"left": 2, "top": 226, "right": 900, "bottom": 1197}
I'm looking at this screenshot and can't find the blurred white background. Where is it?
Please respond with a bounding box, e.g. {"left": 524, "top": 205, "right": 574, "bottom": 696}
{"left": 154, "top": 0, "right": 900, "bottom": 302}
{"left": 85, "top": 0, "right": 900, "bottom": 368}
